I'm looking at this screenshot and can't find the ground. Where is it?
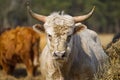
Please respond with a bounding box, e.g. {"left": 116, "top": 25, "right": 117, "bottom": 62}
{"left": 98, "top": 34, "right": 113, "bottom": 47}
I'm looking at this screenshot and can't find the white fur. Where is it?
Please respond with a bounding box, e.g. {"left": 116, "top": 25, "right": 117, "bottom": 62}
{"left": 39, "top": 12, "right": 108, "bottom": 80}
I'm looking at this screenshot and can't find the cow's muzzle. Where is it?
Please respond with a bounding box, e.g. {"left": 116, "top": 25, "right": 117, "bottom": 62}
{"left": 53, "top": 51, "right": 66, "bottom": 59}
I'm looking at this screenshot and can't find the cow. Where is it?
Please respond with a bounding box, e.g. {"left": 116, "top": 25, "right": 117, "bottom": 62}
{"left": 0, "top": 26, "right": 46, "bottom": 77}
{"left": 106, "top": 33, "right": 120, "bottom": 49}
{"left": 28, "top": 6, "right": 108, "bottom": 80}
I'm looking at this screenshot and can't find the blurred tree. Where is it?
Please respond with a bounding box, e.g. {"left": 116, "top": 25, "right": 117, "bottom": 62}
{"left": 0, "top": 0, "right": 119, "bottom": 33}
{"left": 0, "top": 0, "right": 28, "bottom": 28}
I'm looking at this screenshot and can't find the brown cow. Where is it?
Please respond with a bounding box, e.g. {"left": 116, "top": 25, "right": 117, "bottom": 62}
{"left": 0, "top": 26, "right": 46, "bottom": 77}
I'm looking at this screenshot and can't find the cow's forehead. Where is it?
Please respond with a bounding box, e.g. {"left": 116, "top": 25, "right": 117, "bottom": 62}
{"left": 54, "top": 25, "right": 74, "bottom": 36}
{"left": 44, "top": 12, "right": 75, "bottom": 36}
{"left": 45, "top": 25, "right": 74, "bottom": 36}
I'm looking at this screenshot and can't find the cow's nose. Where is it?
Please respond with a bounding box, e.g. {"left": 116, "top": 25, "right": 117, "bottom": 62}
{"left": 54, "top": 51, "right": 66, "bottom": 58}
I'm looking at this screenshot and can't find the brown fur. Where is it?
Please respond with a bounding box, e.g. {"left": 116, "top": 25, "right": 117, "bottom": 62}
{"left": 0, "top": 26, "right": 46, "bottom": 77}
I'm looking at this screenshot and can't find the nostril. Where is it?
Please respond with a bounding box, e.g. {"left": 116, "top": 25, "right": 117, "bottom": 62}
{"left": 53, "top": 52, "right": 66, "bottom": 58}
{"left": 61, "top": 53, "right": 66, "bottom": 58}
{"left": 54, "top": 52, "right": 58, "bottom": 57}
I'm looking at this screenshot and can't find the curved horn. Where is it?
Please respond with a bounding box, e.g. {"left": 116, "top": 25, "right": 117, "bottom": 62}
{"left": 27, "top": 3, "right": 46, "bottom": 22}
{"left": 73, "top": 6, "right": 95, "bottom": 22}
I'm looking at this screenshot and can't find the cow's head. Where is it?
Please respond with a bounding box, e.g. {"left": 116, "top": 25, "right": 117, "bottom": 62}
{"left": 29, "top": 6, "right": 95, "bottom": 61}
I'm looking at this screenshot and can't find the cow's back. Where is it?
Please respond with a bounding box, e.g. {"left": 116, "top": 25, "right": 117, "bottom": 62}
{"left": 69, "top": 29, "right": 108, "bottom": 80}
{"left": 0, "top": 27, "right": 39, "bottom": 63}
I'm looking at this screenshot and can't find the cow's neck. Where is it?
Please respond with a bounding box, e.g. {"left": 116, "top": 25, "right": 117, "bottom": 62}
{"left": 42, "top": 44, "right": 74, "bottom": 79}
{"left": 47, "top": 52, "right": 72, "bottom": 79}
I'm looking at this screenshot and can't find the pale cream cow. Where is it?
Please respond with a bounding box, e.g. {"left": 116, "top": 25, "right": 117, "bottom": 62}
{"left": 28, "top": 6, "right": 108, "bottom": 80}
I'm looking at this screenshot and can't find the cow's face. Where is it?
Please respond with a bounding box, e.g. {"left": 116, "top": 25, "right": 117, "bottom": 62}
{"left": 30, "top": 6, "right": 94, "bottom": 61}
{"left": 33, "top": 14, "right": 86, "bottom": 62}
{"left": 43, "top": 14, "right": 75, "bottom": 61}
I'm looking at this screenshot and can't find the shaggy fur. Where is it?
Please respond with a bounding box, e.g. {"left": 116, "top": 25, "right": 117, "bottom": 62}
{"left": 0, "top": 26, "right": 46, "bottom": 77}
{"left": 34, "top": 12, "right": 108, "bottom": 80}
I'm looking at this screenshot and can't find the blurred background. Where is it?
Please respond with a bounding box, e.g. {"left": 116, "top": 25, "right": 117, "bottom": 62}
{"left": 0, "top": 0, "right": 119, "bottom": 34}
{"left": 0, "top": 0, "right": 120, "bottom": 33}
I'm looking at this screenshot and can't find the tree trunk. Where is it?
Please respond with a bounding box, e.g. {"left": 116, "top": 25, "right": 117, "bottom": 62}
{"left": 3, "top": 0, "right": 28, "bottom": 28}
{"left": 115, "top": 19, "right": 120, "bottom": 33}
{"left": 3, "top": 0, "right": 18, "bottom": 28}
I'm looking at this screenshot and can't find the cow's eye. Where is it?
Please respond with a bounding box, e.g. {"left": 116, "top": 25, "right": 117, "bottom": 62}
{"left": 48, "top": 34, "right": 51, "bottom": 37}
{"left": 67, "top": 35, "right": 72, "bottom": 42}
{"left": 48, "top": 34, "right": 52, "bottom": 40}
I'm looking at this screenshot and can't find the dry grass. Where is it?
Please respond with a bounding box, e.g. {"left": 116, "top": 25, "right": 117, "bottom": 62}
{"left": 105, "top": 39, "right": 120, "bottom": 80}
{"left": 98, "top": 34, "right": 114, "bottom": 47}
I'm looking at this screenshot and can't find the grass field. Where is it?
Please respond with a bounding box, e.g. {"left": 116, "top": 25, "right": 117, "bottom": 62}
{"left": 98, "top": 34, "right": 114, "bottom": 47}
{"left": 0, "top": 34, "right": 119, "bottom": 80}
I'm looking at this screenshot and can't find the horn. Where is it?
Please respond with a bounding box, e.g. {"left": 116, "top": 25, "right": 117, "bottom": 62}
{"left": 73, "top": 6, "right": 95, "bottom": 22}
{"left": 27, "top": 2, "right": 46, "bottom": 22}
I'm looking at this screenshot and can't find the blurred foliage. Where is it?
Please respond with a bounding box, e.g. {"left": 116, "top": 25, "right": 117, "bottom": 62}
{"left": 0, "top": 0, "right": 120, "bottom": 33}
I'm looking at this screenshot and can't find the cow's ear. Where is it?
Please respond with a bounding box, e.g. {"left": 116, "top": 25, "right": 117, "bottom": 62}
{"left": 33, "top": 24, "right": 45, "bottom": 33}
{"left": 73, "top": 23, "right": 87, "bottom": 34}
